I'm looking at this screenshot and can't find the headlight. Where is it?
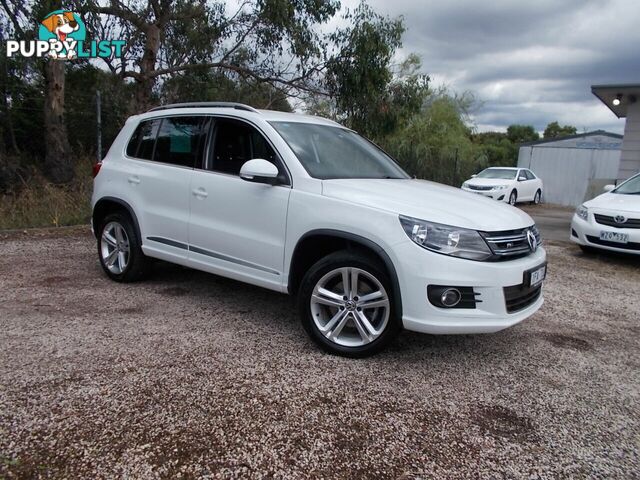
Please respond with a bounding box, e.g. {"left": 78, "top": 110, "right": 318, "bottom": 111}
{"left": 576, "top": 204, "right": 589, "bottom": 221}
{"left": 462, "top": 182, "right": 469, "bottom": 188}
{"left": 493, "top": 185, "right": 508, "bottom": 190}
{"left": 399, "top": 215, "right": 493, "bottom": 261}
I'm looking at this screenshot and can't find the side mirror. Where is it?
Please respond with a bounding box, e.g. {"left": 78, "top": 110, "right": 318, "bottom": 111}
{"left": 471, "top": 174, "right": 477, "bottom": 178}
{"left": 240, "top": 159, "right": 279, "bottom": 185}
{"left": 603, "top": 184, "right": 615, "bottom": 192}
{"left": 518, "top": 176, "right": 526, "bottom": 182}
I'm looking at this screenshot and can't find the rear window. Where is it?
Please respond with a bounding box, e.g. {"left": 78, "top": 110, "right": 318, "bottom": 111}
{"left": 126, "top": 119, "right": 161, "bottom": 160}
{"left": 125, "top": 116, "right": 207, "bottom": 167}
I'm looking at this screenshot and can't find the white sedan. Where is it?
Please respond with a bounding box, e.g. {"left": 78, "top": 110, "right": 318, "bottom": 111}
{"left": 571, "top": 172, "right": 640, "bottom": 255}
{"left": 461, "top": 167, "right": 543, "bottom": 206}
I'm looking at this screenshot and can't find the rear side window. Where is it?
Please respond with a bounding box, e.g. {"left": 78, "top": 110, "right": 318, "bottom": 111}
{"left": 125, "top": 116, "right": 207, "bottom": 167}
{"left": 153, "top": 116, "right": 206, "bottom": 168}
{"left": 126, "top": 119, "right": 161, "bottom": 160}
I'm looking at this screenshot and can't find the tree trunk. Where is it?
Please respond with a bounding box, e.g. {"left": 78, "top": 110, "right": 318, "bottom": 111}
{"left": 134, "top": 24, "right": 161, "bottom": 112}
{"left": 43, "top": 60, "right": 72, "bottom": 184}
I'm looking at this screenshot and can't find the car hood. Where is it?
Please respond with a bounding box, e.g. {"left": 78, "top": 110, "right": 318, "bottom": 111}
{"left": 322, "top": 179, "right": 534, "bottom": 231}
{"left": 585, "top": 192, "right": 640, "bottom": 213}
{"left": 464, "top": 177, "right": 514, "bottom": 187}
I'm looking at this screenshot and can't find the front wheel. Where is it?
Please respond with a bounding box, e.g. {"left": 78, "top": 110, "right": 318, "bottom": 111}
{"left": 508, "top": 190, "right": 518, "bottom": 206}
{"left": 298, "top": 251, "right": 400, "bottom": 357}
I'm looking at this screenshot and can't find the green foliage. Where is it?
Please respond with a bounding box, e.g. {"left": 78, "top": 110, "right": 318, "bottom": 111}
{"left": 544, "top": 121, "right": 577, "bottom": 139}
{"left": 382, "top": 91, "right": 478, "bottom": 185}
{"left": 473, "top": 132, "right": 518, "bottom": 168}
{"left": 506, "top": 124, "right": 539, "bottom": 144}
{"left": 325, "top": 4, "right": 419, "bottom": 138}
{"left": 161, "top": 70, "right": 292, "bottom": 111}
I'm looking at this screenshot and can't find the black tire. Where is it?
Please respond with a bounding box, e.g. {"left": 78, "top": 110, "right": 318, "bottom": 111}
{"left": 298, "top": 250, "right": 400, "bottom": 358}
{"left": 509, "top": 190, "right": 518, "bottom": 206}
{"left": 533, "top": 189, "right": 542, "bottom": 205}
{"left": 97, "top": 212, "right": 148, "bottom": 282}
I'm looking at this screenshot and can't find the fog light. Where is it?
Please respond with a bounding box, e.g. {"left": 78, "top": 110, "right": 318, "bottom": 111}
{"left": 440, "top": 288, "right": 462, "bottom": 307}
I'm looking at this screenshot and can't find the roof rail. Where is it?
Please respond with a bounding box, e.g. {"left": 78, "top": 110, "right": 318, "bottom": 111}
{"left": 148, "top": 102, "right": 260, "bottom": 113}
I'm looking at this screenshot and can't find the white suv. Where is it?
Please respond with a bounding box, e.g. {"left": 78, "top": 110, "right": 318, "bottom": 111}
{"left": 92, "top": 102, "right": 546, "bottom": 357}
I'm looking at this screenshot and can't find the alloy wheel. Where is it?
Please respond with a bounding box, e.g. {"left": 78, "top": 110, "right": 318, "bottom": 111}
{"left": 100, "top": 221, "right": 130, "bottom": 274}
{"left": 310, "top": 267, "right": 390, "bottom": 347}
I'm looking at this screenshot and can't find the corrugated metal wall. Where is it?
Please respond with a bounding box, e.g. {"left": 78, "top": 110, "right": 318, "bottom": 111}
{"left": 518, "top": 146, "right": 620, "bottom": 206}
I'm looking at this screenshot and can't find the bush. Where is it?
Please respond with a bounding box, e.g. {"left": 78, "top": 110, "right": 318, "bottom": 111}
{"left": 0, "top": 158, "right": 93, "bottom": 229}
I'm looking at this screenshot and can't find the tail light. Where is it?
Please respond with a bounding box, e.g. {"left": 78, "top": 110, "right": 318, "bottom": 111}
{"left": 92, "top": 162, "right": 102, "bottom": 178}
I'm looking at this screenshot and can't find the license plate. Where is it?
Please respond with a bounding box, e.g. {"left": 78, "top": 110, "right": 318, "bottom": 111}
{"left": 599, "top": 231, "right": 629, "bottom": 244}
{"left": 528, "top": 265, "right": 546, "bottom": 287}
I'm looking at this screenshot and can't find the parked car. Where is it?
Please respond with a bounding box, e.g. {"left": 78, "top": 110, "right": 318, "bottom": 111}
{"left": 571, "top": 172, "right": 640, "bottom": 255}
{"left": 461, "top": 167, "right": 543, "bottom": 206}
{"left": 91, "top": 102, "right": 546, "bottom": 357}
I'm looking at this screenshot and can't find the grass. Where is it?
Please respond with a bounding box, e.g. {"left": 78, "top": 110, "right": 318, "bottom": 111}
{"left": 0, "top": 159, "right": 93, "bottom": 230}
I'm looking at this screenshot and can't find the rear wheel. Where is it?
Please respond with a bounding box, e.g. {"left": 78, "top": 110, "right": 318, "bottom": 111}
{"left": 98, "top": 212, "right": 148, "bottom": 282}
{"left": 533, "top": 189, "right": 542, "bottom": 205}
{"left": 298, "top": 251, "right": 400, "bottom": 357}
{"left": 509, "top": 190, "right": 518, "bottom": 206}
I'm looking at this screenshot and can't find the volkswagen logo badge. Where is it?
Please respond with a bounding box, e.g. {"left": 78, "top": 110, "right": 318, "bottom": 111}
{"left": 526, "top": 229, "right": 537, "bottom": 252}
{"left": 614, "top": 215, "right": 626, "bottom": 224}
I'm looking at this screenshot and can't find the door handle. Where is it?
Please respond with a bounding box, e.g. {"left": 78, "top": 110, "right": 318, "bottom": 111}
{"left": 127, "top": 176, "right": 140, "bottom": 185}
{"left": 192, "top": 187, "right": 208, "bottom": 199}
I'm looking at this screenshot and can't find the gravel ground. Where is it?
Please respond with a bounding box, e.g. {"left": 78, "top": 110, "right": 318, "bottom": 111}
{"left": 0, "top": 228, "right": 639, "bottom": 479}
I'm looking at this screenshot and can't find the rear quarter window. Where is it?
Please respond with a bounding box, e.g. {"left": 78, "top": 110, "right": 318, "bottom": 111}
{"left": 126, "top": 119, "right": 161, "bottom": 160}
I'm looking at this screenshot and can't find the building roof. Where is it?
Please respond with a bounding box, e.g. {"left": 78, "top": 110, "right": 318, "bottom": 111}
{"left": 519, "top": 130, "right": 623, "bottom": 147}
{"left": 591, "top": 83, "right": 640, "bottom": 118}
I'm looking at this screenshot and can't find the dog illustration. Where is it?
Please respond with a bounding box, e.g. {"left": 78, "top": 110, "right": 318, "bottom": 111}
{"left": 41, "top": 12, "right": 79, "bottom": 59}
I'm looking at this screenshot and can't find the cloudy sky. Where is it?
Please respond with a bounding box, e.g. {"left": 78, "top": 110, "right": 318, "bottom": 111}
{"left": 341, "top": 0, "right": 639, "bottom": 134}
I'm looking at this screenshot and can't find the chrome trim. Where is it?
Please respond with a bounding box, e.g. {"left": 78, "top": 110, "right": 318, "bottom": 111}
{"left": 146, "top": 236, "right": 280, "bottom": 275}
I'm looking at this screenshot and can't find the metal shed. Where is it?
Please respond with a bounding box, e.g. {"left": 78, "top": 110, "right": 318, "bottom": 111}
{"left": 517, "top": 131, "right": 622, "bottom": 207}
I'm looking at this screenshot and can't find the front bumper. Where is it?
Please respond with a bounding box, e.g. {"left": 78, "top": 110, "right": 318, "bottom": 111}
{"left": 461, "top": 186, "right": 509, "bottom": 202}
{"left": 393, "top": 240, "right": 546, "bottom": 334}
{"left": 570, "top": 213, "right": 640, "bottom": 255}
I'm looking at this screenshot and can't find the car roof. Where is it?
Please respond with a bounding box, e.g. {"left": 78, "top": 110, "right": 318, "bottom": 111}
{"left": 485, "top": 167, "right": 520, "bottom": 170}
{"left": 133, "top": 103, "right": 344, "bottom": 128}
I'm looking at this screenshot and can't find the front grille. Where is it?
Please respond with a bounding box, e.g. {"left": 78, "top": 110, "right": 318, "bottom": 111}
{"left": 586, "top": 235, "right": 640, "bottom": 251}
{"left": 594, "top": 214, "right": 640, "bottom": 229}
{"left": 504, "top": 283, "right": 542, "bottom": 313}
{"left": 481, "top": 226, "right": 542, "bottom": 260}
{"left": 467, "top": 184, "right": 493, "bottom": 191}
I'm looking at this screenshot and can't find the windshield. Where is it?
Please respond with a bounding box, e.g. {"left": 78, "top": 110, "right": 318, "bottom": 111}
{"left": 270, "top": 122, "right": 409, "bottom": 180}
{"left": 613, "top": 173, "right": 640, "bottom": 194}
{"left": 475, "top": 168, "right": 517, "bottom": 180}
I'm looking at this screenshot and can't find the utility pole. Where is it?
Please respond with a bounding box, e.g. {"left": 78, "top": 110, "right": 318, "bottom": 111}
{"left": 96, "top": 90, "right": 102, "bottom": 162}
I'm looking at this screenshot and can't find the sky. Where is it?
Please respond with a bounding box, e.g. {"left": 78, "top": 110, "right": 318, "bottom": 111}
{"left": 340, "top": 0, "right": 639, "bottom": 134}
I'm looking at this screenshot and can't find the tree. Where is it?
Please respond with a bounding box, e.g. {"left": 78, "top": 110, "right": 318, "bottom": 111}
{"left": 324, "top": 5, "right": 428, "bottom": 139}
{"left": 384, "top": 90, "right": 477, "bottom": 185}
{"left": 160, "top": 70, "right": 292, "bottom": 111}
{"left": 472, "top": 132, "right": 518, "bottom": 168}
{"left": 83, "top": 0, "right": 341, "bottom": 112}
{"left": 506, "top": 124, "right": 539, "bottom": 144}
{"left": 543, "top": 121, "right": 577, "bottom": 139}
{"left": 1, "top": 0, "right": 73, "bottom": 183}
